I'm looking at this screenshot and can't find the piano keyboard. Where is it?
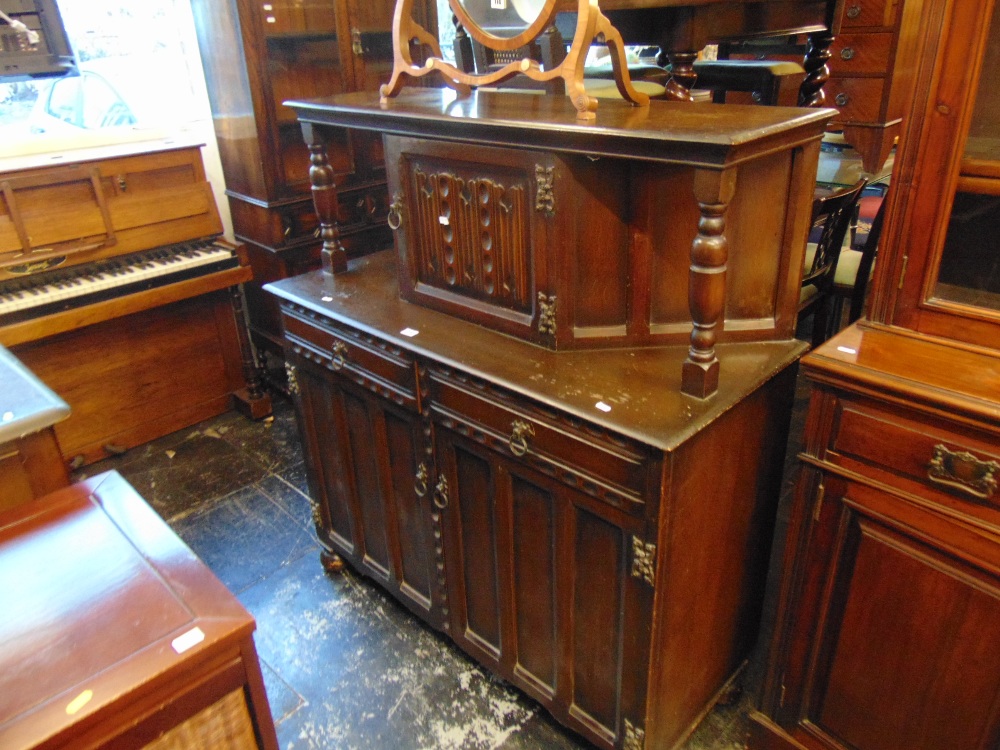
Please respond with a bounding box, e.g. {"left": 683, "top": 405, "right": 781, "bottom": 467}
{"left": 0, "top": 238, "right": 239, "bottom": 323}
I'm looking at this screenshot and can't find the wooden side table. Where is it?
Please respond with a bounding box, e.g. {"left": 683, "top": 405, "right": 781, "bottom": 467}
{"left": 0, "top": 345, "right": 70, "bottom": 512}
{"left": 0, "top": 471, "right": 279, "bottom": 750}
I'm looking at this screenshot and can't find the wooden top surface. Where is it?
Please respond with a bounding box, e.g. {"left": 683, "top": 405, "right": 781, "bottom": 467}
{"left": 0, "top": 471, "right": 254, "bottom": 750}
{"left": 266, "top": 251, "right": 806, "bottom": 452}
{"left": 0, "top": 345, "right": 69, "bottom": 441}
{"left": 286, "top": 89, "right": 835, "bottom": 169}
{"left": 803, "top": 323, "right": 1000, "bottom": 429}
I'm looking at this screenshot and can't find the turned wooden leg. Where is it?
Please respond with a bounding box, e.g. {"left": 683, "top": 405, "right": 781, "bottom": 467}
{"left": 320, "top": 549, "right": 345, "bottom": 573}
{"left": 664, "top": 50, "right": 698, "bottom": 102}
{"left": 302, "top": 122, "right": 347, "bottom": 276}
{"left": 228, "top": 284, "right": 272, "bottom": 420}
{"left": 682, "top": 168, "right": 736, "bottom": 399}
{"left": 800, "top": 30, "right": 834, "bottom": 107}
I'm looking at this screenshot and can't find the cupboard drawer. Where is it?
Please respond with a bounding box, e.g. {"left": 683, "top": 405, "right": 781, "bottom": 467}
{"left": 831, "top": 32, "right": 893, "bottom": 75}
{"left": 282, "top": 307, "right": 419, "bottom": 408}
{"left": 428, "top": 366, "right": 654, "bottom": 512}
{"left": 840, "top": 0, "right": 894, "bottom": 29}
{"left": 826, "top": 77, "right": 885, "bottom": 122}
{"left": 829, "top": 398, "right": 1000, "bottom": 512}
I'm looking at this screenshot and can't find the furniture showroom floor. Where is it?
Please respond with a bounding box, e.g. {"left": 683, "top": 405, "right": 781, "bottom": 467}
{"left": 76, "top": 368, "right": 808, "bottom": 750}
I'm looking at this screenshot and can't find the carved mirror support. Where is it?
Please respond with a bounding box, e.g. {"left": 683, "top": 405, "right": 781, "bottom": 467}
{"left": 380, "top": 0, "right": 649, "bottom": 120}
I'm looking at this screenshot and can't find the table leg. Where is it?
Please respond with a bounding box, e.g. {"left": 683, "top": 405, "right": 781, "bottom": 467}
{"left": 800, "top": 30, "right": 834, "bottom": 106}
{"left": 664, "top": 50, "right": 698, "bottom": 101}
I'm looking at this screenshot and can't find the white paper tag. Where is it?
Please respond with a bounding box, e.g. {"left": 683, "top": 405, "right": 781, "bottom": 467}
{"left": 400, "top": 328, "right": 420, "bottom": 337}
{"left": 836, "top": 346, "right": 857, "bottom": 355}
{"left": 595, "top": 401, "right": 612, "bottom": 413}
{"left": 438, "top": 215, "right": 450, "bottom": 226}
{"left": 491, "top": 0, "right": 506, "bottom": 8}
{"left": 172, "top": 626, "right": 205, "bottom": 654}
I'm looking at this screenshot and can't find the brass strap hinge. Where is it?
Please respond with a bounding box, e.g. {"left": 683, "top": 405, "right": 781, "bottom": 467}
{"left": 897, "top": 254, "right": 909, "bottom": 290}
{"left": 535, "top": 165, "right": 554, "bottom": 214}
{"left": 630, "top": 536, "right": 656, "bottom": 587}
{"left": 537, "top": 293, "right": 557, "bottom": 336}
{"left": 813, "top": 481, "right": 825, "bottom": 523}
{"left": 624, "top": 718, "right": 646, "bottom": 750}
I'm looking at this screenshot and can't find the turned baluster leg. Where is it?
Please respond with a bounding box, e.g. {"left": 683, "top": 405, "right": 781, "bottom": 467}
{"left": 664, "top": 50, "right": 698, "bottom": 102}
{"left": 302, "top": 122, "right": 347, "bottom": 276}
{"left": 799, "top": 30, "right": 834, "bottom": 107}
{"left": 228, "top": 284, "right": 272, "bottom": 419}
{"left": 682, "top": 168, "right": 735, "bottom": 399}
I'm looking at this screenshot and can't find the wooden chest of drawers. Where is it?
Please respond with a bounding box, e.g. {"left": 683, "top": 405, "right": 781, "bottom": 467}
{"left": 749, "top": 324, "right": 1000, "bottom": 750}
{"left": 268, "top": 252, "right": 806, "bottom": 750}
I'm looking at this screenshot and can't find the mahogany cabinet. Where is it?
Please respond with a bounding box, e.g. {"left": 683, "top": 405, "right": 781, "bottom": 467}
{"left": 189, "top": 0, "right": 437, "bottom": 362}
{"left": 269, "top": 252, "right": 805, "bottom": 749}
{"left": 751, "top": 0, "right": 1000, "bottom": 747}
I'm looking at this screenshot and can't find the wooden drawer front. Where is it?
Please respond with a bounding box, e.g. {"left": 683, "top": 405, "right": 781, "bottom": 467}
{"left": 281, "top": 306, "right": 418, "bottom": 408}
{"left": 428, "top": 366, "right": 652, "bottom": 511}
{"left": 826, "top": 77, "right": 885, "bottom": 122}
{"left": 275, "top": 201, "right": 320, "bottom": 247}
{"left": 830, "top": 400, "right": 1000, "bottom": 512}
{"left": 831, "top": 32, "right": 893, "bottom": 75}
{"left": 840, "top": 0, "right": 894, "bottom": 29}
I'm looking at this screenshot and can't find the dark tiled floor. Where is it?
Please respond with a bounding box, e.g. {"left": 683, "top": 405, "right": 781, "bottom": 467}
{"left": 77, "top": 370, "right": 808, "bottom": 750}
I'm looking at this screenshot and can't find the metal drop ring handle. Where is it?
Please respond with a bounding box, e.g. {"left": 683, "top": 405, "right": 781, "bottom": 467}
{"left": 835, "top": 93, "right": 850, "bottom": 107}
{"left": 927, "top": 444, "right": 999, "bottom": 500}
{"left": 332, "top": 340, "right": 348, "bottom": 371}
{"left": 509, "top": 419, "right": 535, "bottom": 457}
{"left": 846, "top": 3, "right": 861, "bottom": 18}
{"left": 433, "top": 474, "right": 449, "bottom": 509}
{"left": 414, "top": 463, "right": 429, "bottom": 498}
{"left": 387, "top": 193, "right": 403, "bottom": 231}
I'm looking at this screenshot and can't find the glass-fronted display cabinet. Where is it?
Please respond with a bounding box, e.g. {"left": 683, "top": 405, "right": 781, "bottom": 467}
{"left": 870, "top": 0, "right": 1000, "bottom": 348}
{"left": 190, "top": 0, "right": 437, "bottom": 368}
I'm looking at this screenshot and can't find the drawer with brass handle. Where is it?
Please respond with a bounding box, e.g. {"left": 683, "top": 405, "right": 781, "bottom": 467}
{"left": 830, "top": 32, "right": 893, "bottom": 75}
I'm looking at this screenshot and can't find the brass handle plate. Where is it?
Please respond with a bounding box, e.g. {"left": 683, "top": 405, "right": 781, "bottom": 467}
{"left": 433, "top": 474, "right": 449, "bottom": 509}
{"left": 846, "top": 3, "right": 862, "bottom": 18}
{"left": 332, "top": 340, "right": 348, "bottom": 370}
{"left": 509, "top": 419, "right": 535, "bottom": 457}
{"left": 840, "top": 47, "right": 855, "bottom": 61}
{"left": 414, "top": 463, "right": 429, "bottom": 498}
{"left": 928, "top": 444, "right": 999, "bottom": 500}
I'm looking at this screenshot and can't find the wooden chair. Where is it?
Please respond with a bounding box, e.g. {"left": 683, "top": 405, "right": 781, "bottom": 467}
{"left": 798, "top": 179, "right": 868, "bottom": 347}
{"left": 691, "top": 59, "right": 806, "bottom": 106}
{"left": 831, "top": 192, "right": 887, "bottom": 326}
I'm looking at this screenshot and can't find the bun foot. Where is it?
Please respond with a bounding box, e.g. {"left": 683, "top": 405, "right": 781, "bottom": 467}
{"left": 320, "top": 549, "right": 345, "bottom": 573}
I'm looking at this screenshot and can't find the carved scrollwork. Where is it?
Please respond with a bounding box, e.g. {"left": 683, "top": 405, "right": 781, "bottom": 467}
{"left": 631, "top": 536, "right": 656, "bottom": 587}
{"left": 285, "top": 363, "right": 300, "bottom": 395}
{"left": 537, "top": 292, "right": 557, "bottom": 337}
{"left": 535, "top": 165, "right": 555, "bottom": 214}
{"left": 624, "top": 719, "right": 646, "bottom": 750}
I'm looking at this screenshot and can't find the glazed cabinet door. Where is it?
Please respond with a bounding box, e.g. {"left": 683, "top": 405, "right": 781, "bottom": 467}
{"left": 432, "top": 427, "right": 654, "bottom": 750}
{"left": 770, "top": 469, "right": 1000, "bottom": 750}
{"left": 288, "top": 356, "right": 445, "bottom": 628}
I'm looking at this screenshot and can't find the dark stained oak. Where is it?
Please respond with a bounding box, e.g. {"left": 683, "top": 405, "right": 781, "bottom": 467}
{"left": 0, "top": 471, "right": 278, "bottom": 750}
{"left": 267, "top": 253, "right": 805, "bottom": 749}
{"left": 289, "top": 89, "right": 833, "bottom": 397}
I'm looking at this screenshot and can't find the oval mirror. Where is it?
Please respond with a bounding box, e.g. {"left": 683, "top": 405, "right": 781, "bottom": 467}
{"left": 454, "top": 0, "right": 547, "bottom": 40}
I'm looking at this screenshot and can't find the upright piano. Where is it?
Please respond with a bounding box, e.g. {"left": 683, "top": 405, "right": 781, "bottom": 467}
{"left": 0, "top": 140, "right": 270, "bottom": 467}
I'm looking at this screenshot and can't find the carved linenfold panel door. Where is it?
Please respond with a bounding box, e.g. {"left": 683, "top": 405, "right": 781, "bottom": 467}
{"left": 433, "top": 427, "right": 653, "bottom": 749}
{"left": 288, "top": 356, "right": 444, "bottom": 628}
{"left": 409, "top": 165, "right": 533, "bottom": 313}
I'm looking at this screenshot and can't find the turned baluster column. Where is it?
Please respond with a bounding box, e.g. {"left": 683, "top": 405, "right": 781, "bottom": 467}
{"left": 682, "top": 168, "right": 735, "bottom": 399}
{"left": 799, "top": 30, "right": 834, "bottom": 107}
{"left": 663, "top": 50, "right": 698, "bottom": 102}
{"left": 302, "top": 122, "right": 347, "bottom": 276}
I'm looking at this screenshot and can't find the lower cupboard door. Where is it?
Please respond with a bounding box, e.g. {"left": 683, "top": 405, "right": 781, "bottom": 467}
{"left": 436, "top": 431, "right": 653, "bottom": 749}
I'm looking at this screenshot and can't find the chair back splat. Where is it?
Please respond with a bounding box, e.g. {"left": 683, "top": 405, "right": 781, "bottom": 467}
{"left": 798, "top": 178, "right": 868, "bottom": 347}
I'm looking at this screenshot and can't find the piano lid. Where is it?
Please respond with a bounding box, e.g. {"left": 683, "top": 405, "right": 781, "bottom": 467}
{"left": 0, "top": 142, "right": 223, "bottom": 282}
